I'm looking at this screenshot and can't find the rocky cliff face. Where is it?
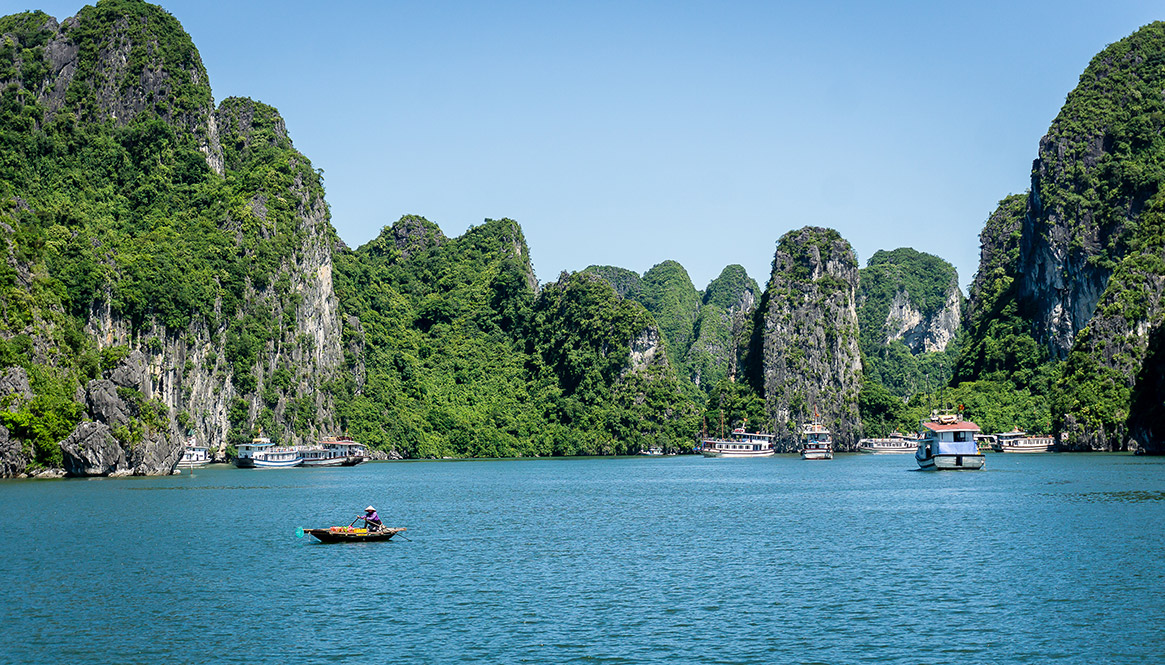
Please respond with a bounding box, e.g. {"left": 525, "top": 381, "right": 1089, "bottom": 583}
{"left": 760, "top": 227, "right": 863, "bottom": 450}
{"left": 883, "top": 288, "right": 960, "bottom": 353}
{"left": 71, "top": 97, "right": 347, "bottom": 473}
{"left": 0, "top": 3, "right": 348, "bottom": 475}
{"left": 961, "top": 22, "right": 1165, "bottom": 451}
{"left": 859, "top": 249, "right": 962, "bottom": 357}
{"left": 4, "top": 3, "right": 223, "bottom": 175}
{"left": 1128, "top": 320, "right": 1165, "bottom": 454}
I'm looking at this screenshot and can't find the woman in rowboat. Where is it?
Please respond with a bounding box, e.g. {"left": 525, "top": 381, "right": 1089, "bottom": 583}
{"left": 361, "top": 506, "right": 383, "bottom": 532}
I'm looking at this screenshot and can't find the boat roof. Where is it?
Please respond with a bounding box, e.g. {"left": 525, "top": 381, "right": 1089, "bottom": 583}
{"left": 922, "top": 420, "right": 981, "bottom": 432}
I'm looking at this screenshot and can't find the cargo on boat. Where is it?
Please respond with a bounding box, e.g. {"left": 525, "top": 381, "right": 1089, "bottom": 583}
{"left": 301, "top": 526, "right": 407, "bottom": 543}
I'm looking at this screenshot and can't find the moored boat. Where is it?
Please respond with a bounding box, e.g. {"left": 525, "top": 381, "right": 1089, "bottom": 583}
{"left": 235, "top": 436, "right": 303, "bottom": 468}
{"left": 298, "top": 436, "right": 369, "bottom": 467}
{"left": 300, "top": 526, "right": 406, "bottom": 543}
{"left": 857, "top": 432, "right": 917, "bottom": 454}
{"left": 324, "top": 436, "right": 369, "bottom": 466}
{"left": 181, "top": 441, "right": 211, "bottom": 467}
{"left": 700, "top": 428, "right": 775, "bottom": 458}
{"left": 800, "top": 420, "right": 833, "bottom": 460}
{"left": 991, "top": 429, "right": 1055, "bottom": 453}
{"left": 915, "top": 413, "right": 985, "bottom": 470}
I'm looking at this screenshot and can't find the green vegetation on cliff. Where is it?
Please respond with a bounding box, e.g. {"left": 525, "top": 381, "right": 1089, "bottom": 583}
{"left": 0, "top": 1, "right": 337, "bottom": 467}
{"left": 335, "top": 219, "right": 698, "bottom": 457}
{"left": 858, "top": 248, "right": 960, "bottom": 406}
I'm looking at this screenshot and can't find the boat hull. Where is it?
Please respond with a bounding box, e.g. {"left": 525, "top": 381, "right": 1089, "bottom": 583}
{"left": 857, "top": 446, "right": 913, "bottom": 454}
{"left": 236, "top": 456, "right": 303, "bottom": 468}
{"left": 800, "top": 450, "right": 833, "bottom": 460}
{"left": 915, "top": 453, "right": 985, "bottom": 470}
{"left": 701, "top": 449, "right": 775, "bottom": 458}
{"left": 301, "top": 457, "right": 346, "bottom": 467}
{"left": 304, "top": 527, "right": 405, "bottom": 543}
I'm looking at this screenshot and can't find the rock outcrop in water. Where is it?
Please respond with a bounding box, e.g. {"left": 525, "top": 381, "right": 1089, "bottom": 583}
{"left": 759, "top": 227, "right": 863, "bottom": 450}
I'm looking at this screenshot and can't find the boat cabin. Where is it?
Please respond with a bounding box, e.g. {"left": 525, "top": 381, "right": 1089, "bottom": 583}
{"left": 919, "top": 418, "right": 980, "bottom": 456}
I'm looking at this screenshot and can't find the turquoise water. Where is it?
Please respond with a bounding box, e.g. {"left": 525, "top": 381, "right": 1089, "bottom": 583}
{"left": 1, "top": 453, "right": 1163, "bottom": 664}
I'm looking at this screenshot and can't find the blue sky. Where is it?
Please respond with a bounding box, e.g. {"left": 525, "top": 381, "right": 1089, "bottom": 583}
{"left": 28, "top": 1, "right": 1165, "bottom": 291}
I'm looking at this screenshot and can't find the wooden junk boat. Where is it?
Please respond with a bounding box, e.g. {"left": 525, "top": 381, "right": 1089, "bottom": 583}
{"left": 300, "top": 526, "right": 407, "bottom": 543}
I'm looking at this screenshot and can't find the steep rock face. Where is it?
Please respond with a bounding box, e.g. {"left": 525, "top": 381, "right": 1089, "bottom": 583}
{"left": 1051, "top": 197, "right": 1165, "bottom": 450}
{"left": 761, "top": 227, "right": 863, "bottom": 450}
{"left": 2, "top": 3, "right": 224, "bottom": 174}
{"left": 1128, "top": 321, "right": 1165, "bottom": 454}
{"left": 0, "top": 367, "right": 32, "bottom": 476}
{"left": 961, "top": 22, "right": 1165, "bottom": 450}
{"left": 884, "top": 288, "right": 960, "bottom": 353}
{"left": 59, "top": 421, "right": 125, "bottom": 476}
{"left": 859, "top": 249, "right": 961, "bottom": 356}
{"left": 955, "top": 195, "right": 1050, "bottom": 387}
{"left": 77, "top": 98, "right": 348, "bottom": 462}
{"left": 685, "top": 265, "right": 758, "bottom": 389}
{"left": 1014, "top": 23, "right": 1165, "bottom": 358}
{"left": 0, "top": 3, "right": 348, "bottom": 475}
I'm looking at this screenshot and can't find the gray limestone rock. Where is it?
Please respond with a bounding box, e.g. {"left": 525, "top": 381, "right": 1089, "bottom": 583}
{"left": 60, "top": 421, "right": 126, "bottom": 477}
{"left": 761, "top": 227, "right": 864, "bottom": 451}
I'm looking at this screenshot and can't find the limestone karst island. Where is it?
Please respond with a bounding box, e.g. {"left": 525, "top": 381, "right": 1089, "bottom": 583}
{"left": 1, "top": 1, "right": 1163, "bottom": 478}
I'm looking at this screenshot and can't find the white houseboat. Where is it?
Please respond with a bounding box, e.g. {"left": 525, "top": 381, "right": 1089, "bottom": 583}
{"left": 235, "top": 436, "right": 303, "bottom": 468}
{"left": 180, "top": 441, "right": 211, "bottom": 467}
{"left": 800, "top": 420, "right": 833, "bottom": 460}
{"left": 915, "top": 413, "right": 985, "bottom": 470}
{"left": 858, "top": 432, "right": 917, "bottom": 454}
{"left": 700, "top": 428, "right": 775, "bottom": 458}
{"left": 297, "top": 436, "right": 369, "bottom": 467}
{"left": 991, "top": 429, "right": 1056, "bottom": 453}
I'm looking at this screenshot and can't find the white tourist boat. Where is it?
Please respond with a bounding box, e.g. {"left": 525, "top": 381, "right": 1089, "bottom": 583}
{"left": 800, "top": 420, "right": 833, "bottom": 460}
{"left": 235, "top": 436, "right": 303, "bottom": 468}
{"left": 974, "top": 434, "right": 997, "bottom": 452}
{"left": 915, "top": 413, "right": 985, "bottom": 470}
{"left": 991, "top": 429, "right": 1056, "bottom": 453}
{"left": 700, "top": 428, "right": 775, "bottom": 458}
{"left": 857, "top": 432, "right": 917, "bottom": 454}
{"left": 180, "top": 441, "right": 211, "bottom": 467}
{"left": 299, "top": 436, "right": 368, "bottom": 467}
{"left": 325, "top": 436, "right": 368, "bottom": 465}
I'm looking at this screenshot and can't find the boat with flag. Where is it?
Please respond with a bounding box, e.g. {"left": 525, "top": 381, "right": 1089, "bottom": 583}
{"left": 799, "top": 417, "right": 833, "bottom": 460}
{"left": 914, "top": 412, "right": 985, "bottom": 470}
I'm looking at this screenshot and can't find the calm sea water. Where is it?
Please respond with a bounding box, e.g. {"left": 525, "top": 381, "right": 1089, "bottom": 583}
{"left": 1, "top": 453, "right": 1162, "bottom": 664}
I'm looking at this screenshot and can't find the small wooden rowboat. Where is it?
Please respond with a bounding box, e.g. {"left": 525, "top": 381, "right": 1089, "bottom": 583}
{"left": 299, "top": 526, "right": 406, "bottom": 543}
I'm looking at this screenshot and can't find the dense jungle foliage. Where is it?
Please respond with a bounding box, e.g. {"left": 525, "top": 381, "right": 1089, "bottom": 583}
{"left": 333, "top": 218, "right": 699, "bottom": 456}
